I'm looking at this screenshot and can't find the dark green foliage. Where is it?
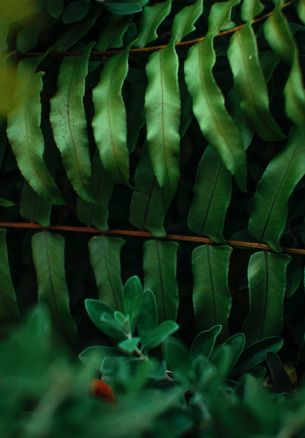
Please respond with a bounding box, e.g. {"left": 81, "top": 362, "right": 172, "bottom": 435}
{"left": 1, "top": 0, "right": 305, "bottom": 435}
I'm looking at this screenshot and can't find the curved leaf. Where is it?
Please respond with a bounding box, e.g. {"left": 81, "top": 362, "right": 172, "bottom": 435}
{"left": 129, "top": 148, "right": 168, "bottom": 237}
{"left": 135, "top": 0, "right": 172, "bottom": 48}
{"left": 243, "top": 251, "right": 290, "bottom": 344}
{"left": 123, "top": 276, "right": 144, "bottom": 332}
{"left": 143, "top": 239, "right": 179, "bottom": 322}
{"left": 141, "top": 320, "right": 179, "bottom": 350}
{"left": 6, "top": 60, "right": 62, "bottom": 204}
{"left": 171, "top": 0, "right": 203, "bottom": 43}
{"left": 89, "top": 236, "right": 124, "bottom": 311}
{"left": 50, "top": 44, "right": 94, "bottom": 202}
{"left": 145, "top": 43, "right": 180, "bottom": 201}
{"left": 96, "top": 16, "right": 132, "bottom": 51}
{"left": 92, "top": 50, "right": 130, "bottom": 184}
{"left": 241, "top": 0, "right": 264, "bottom": 21}
{"left": 0, "top": 230, "right": 20, "bottom": 325}
{"left": 188, "top": 146, "right": 232, "bottom": 242}
{"left": 137, "top": 289, "right": 157, "bottom": 337}
{"left": 192, "top": 245, "right": 232, "bottom": 332}
{"left": 227, "top": 24, "right": 285, "bottom": 141}
{"left": 248, "top": 127, "right": 305, "bottom": 252}
{"left": 190, "top": 325, "right": 222, "bottom": 359}
{"left": 185, "top": 37, "right": 247, "bottom": 191}
{"left": 31, "top": 232, "right": 78, "bottom": 342}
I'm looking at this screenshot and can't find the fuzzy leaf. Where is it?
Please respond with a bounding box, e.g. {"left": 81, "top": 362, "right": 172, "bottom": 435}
{"left": 92, "top": 50, "right": 130, "bottom": 184}
{"left": 248, "top": 127, "right": 305, "bottom": 252}
{"left": 6, "top": 60, "right": 62, "bottom": 204}
{"left": 141, "top": 321, "right": 179, "bottom": 350}
{"left": 243, "top": 251, "right": 290, "bottom": 344}
{"left": 123, "top": 276, "right": 144, "bottom": 333}
{"left": 185, "top": 37, "right": 247, "bottom": 191}
{"left": 228, "top": 24, "right": 285, "bottom": 141}
{"left": 135, "top": 0, "right": 172, "bottom": 47}
{"left": 31, "top": 232, "right": 78, "bottom": 342}
{"left": 143, "top": 240, "right": 179, "bottom": 322}
{"left": 188, "top": 146, "right": 231, "bottom": 242}
{"left": 164, "top": 337, "right": 191, "bottom": 376}
{"left": 192, "top": 245, "right": 232, "bottom": 332}
{"left": 145, "top": 44, "right": 180, "bottom": 201}
{"left": 50, "top": 44, "right": 94, "bottom": 202}
{"left": 137, "top": 289, "right": 157, "bottom": 337}
{"left": 85, "top": 299, "right": 125, "bottom": 340}
{"left": 89, "top": 236, "right": 124, "bottom": 311}
{"left": 0, "top": 230, "right": 20, "bottom": 325}
{"left": 79, "top": 345, "right": 118, "bottom": 370}
{"left": 190, "top": 325, "right": 222, "bottom": 359}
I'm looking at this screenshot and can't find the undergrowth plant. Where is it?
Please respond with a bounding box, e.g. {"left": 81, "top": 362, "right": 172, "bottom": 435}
{"left": 1, "top": 0, "right": 305, "bottom": 435}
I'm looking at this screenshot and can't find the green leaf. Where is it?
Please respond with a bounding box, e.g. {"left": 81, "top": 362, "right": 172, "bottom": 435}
{"left": 286, "top": 256, "right": 303, "bottom": 298}
{"left": 297, "top": 0, "right": 305, "bottom": 23}
{"left": 0, "top": 197, "right": 14, "bottom": 207}
{"left": 89, "top": 236, "right": 124, "bottom": 311}
{"left": 135, "top": 0, "right": 172, "bottom": 48}
{"left": 79, "top": 345, "right": 118, "bottom": 370}
{"left": 76, "top": 152, "right": 114, "bottom": 230}
{"left": 141, "top": 321, "right": 179, "bottom": 350}
{"left": 164, "top": 337, "right": 191, "bottom": 376}
{"left": 248, "top": 127, "right": 305, "bottom": 252}
{"left": 188, "top": 146, "right": 232, "bottom": 242}
{"left": 185, "top": 37, "right": 247, "bottom": 191}
{"left": 96, "top": 16, "right": 132, "bottom": 50}
{"left": 123, "top": 276, "right": 144, "bottom": 333}
{"left": 50, "top": 44, "right": 94, "bottom": 202}
{"left": 62, "top": 0, "right": 90, "bottom": 23}
{"left": 241, "top": 0, "right": 264, "bottom": 21}
{"left": 0, "top": 230, "right": 20, "bottom": 325}
{"left": 31, "top": 232, "right": 78, "bottom": 342}
{"left": 137, "top": 289, "right": 157, "bottom": 338}
{"left": 266, "top": 351, "right": 292, "bottom": 393}
{"left": 125, "top": 68, "right": 146, "bottom": 152}
{"left": 223, "top": 333, "right": 246, "bottom": 373}
{"left": 243, "top": 251, "right": 290, "bottom": 343}
{"left": 20, "top": 182, "right": 51, "bottom": 226}
{"left": 192, "top": 245, "right": 232, "bottom": 332}
{"left": 47, "top": 0, "right": 64, "bottom": 18}
{"left": 105, "top": 1, "right": 142, "bottom": 15}
{"left": 145, "top": 44, "right": 180, "bottom": 201}
{"left": 143, "top": 239, "right": 179, "bottom": 322}
{"left": 129, "top": 148, "right": 168, "bottom": 237}
{"left": 190, "top": 325, "right": 222, "bottom": 358}
{"left": 118, "top": 337, "right": 140, "bottom": 354}
{"left": 170, "top": 0, "right": 203, "bottom": 42}
{"left": 92, "top": 50, "right": 130, "bottom": 185}
{"left": 7, "top": 60, "right": 62, "bottom": 204}
{"left": 207, "top": 0, "right": 240, "bottom": 36}
{"left": 85, "top": 298, "right": 125, "bottom": 340}
{"left": 210, "top": 344, "right": 234, "bottom": 378}
{"left": 227, "top": 24, "right": 285, "bottom": 141}
{"left": 233, "top": 336, "right": 284, "bottom": 375}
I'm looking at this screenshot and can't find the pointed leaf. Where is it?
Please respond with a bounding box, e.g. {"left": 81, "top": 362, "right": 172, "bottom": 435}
{"left": 192, "top": 245, "right": 232, "bottom": 332}
{"left": 77, "top": 152, "right": 114, "bottom": 230}
{"left": 188, "top": 146, "right": 232, "bottom": 242}
{"left": 243, "top": 251, "right": 290, "bottom": 343}
{"left": 137, "top": 289, "right": 157, "bottom": 337}
{"left": 130, "top": 148, "right": 168, "bottom": 237}
{"left": 248, "top": 127, "right": 305, "bottom": 252}
{"left": 190, "top": 325, "right": 222, "bottom": 358}
{"left": 207, "top": 0, "right": 240, "bottom": 36}
{"left": 171, "top": 0, "right": 203, "bottom": 42}
{"left": 92, "top": 50, "right": 130, "bottom": 184}
{"left": 227, "top": 24, "right": 285, "bottom": 141}
{"left": 20, "top": 182, "right": 51, "bottom": 227}
{"left": 118, "top": 337, "right": 140, "bottom": 354}
{"left": 96, "top": 16, "right": 132, "bottom": 51}
{"left": 6, "top": 60, "right": 62, "bottom": 203}
{"left": 233, "top": 336, "right": 284, "bottom": 375}
{"left": 0, "top": 230, "right": 20, "bottom": 325}
{"left": 50, "top": 44, "right": 94, "bottom": 202}
{"left": 31, "top": 232, "right": 78, "bottom": 342}
{"left": 89, "top": 236, "right": 124, "bottom": 311}
{"left": 266, "top": 351, "right": 292, "bottom": 393}
{"left": 223, "top": 333, "right": 246, "bottom": 372}
{"left": 210, "top": 344, "right": 234, "bottom": 378}
{"left": 286, "top": 256, "right": 303, "bottom": 298}
{"left": 123, "top": 276, "right": 144, "bottom": 332}
{"left": 79, "top": 345, "right": 118, "bottom": 370}
{"left": 145, "top": 44, "right": 180, "bottom": 200}
{"left": 135, "top": 0, "right": 172, "bottom": 47}
{"left": 143, "top": 239, "right": 179, "bottom": 322}
{"left": 141, "top": 320, "right": 179, "bottom": 350}
{"left": 185, "top": 37, "right": 246, "bottom": 191}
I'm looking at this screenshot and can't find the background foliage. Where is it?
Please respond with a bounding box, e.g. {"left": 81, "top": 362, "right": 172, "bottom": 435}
{"left": 1, "top": 0, "right": 305, "bottom": 435}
